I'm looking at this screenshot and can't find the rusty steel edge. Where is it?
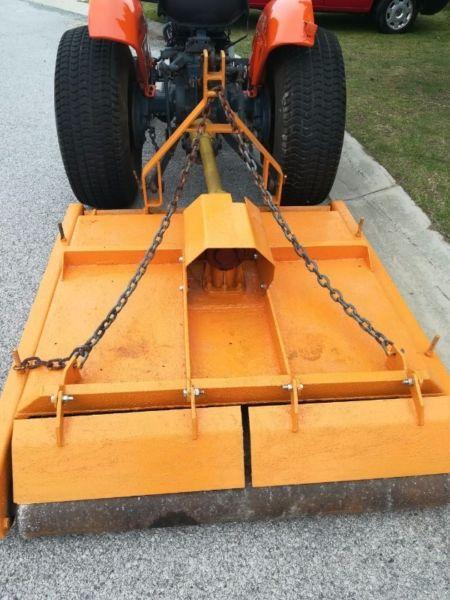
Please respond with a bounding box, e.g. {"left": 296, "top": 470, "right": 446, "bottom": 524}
{"left": 16, "top": 474, "right": 449, "bottom": 539}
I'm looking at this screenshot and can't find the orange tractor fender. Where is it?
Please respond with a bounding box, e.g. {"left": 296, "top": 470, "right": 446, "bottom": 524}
{"left": 248, "top": 0, "right": 318, "bottom": 88}
{"left": 88, "top": 0, "right": 154, "bottom": 96}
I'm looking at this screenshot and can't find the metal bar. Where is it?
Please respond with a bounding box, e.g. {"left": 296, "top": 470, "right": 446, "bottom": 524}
{"left": 61, "top": 248, "right": 181, "bottom": 272}
{"left": 16, "top": 473, "right": 450, "bottom": 538}
{"left": 141, "top": 98, "right": 208, "bottom": 209}
{"left": 16, "top": 369, "right": 436, "bottom": 418}
{"left": 61, "top": 243, "right": 374, "bottom": 271}
{"left": 187, "top": 124, "right": 234, "bottom": 135}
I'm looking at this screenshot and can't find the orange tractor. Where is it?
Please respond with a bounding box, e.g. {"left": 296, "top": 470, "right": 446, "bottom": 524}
{"left": 0, "top": 0, "right": 448, "bottom": 538}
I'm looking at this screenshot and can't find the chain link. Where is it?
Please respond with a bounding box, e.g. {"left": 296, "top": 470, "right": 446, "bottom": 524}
{"left": 15, "top": 87, "right": 393, "bottom": 371}
{"left": 15, "top": 102, "right": 212, "bottom": 371}
{"left": 217, "top": 88, "right": 394, "bottom": 355}
{"left": 148, "top": 126, "right": 160, "bottom": 153}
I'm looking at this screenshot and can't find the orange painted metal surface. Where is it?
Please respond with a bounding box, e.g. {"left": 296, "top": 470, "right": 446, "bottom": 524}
{"left": 1, "top": 198, "right": 449, "bottom": 536}
{"left": 250, "top": 397, "right": 450, "bottom": 487}
{"left": 2, "top": 41, "right": 448, "bottom": 542}
{"left": 13, "top": 407, "right": 244, "bottom": 504}
{"left": 88, "top": 0, "right": 153, "bottom": 96}
{"left": 249, "top": 0, "right": 318, "bottom": 87}
{"left": 0, "top": 204, "right": 83, "bottom": 538}
{"left": 183, "top": 193, "right": 275, "bottom": 288}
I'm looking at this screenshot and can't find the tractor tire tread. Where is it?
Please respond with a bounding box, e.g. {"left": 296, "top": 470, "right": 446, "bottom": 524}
{"left": 270, "top": 27, "right": 346, "bottom": 205}
{"left": 55, "top": 25, "right": 138, "bottom": 209}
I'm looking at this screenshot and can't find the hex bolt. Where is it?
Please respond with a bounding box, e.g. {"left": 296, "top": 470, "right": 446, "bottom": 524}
{"left": 402, "top": 378, "right": 414, "bottom": 386}
{"left": 253, "top": 253, "right": 258, "bottom": 260}
{"left": 62, "top": 395, "right": 74, "bottom": 403}
{"left": 282, "top": 384, "right": 293, "bottom": 391}
{"left": 179, "top": 285, "right": 184, "bottom": 291}
{"left": 178, "top": 256, "right": 184, "bottom": 263}
{"left": 183, "top": 388, "right": 204, "bottom": 397}
{"left": 298, "top": 384, "right": 304, "bottom": 391}
{"left": 260, "top": 283, "right": 267, "bottom": 289}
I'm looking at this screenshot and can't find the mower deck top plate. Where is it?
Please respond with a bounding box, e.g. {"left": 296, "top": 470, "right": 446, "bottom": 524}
{"left": 2, "top": 197, "right": 449, "bottom": 533}
{"left": 10, "top": 200, "right": 449, "bottom": 417}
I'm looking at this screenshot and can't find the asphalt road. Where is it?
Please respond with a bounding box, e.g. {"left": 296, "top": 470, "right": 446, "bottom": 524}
{"left": 0, "top": 2, "right": 448, "bottom": 599}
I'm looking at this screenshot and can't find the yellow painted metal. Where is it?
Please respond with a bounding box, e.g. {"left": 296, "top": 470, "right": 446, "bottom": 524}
{"left": 0, "top": 204, "right": 83, "bottom": 538}
{"left": 13, "top": 406, "right": 245, "bottom": 504}
{"left": 183, "top": 193, "right": 275, "bottom": 288}
{"left": 1, "top": 200, "right": 449, "bottom": 537}
{"left": 141, "top": 50, "right": 284, "bottom": 209}
{"left": 249, "top": 396, "right": 450, "bottom": 487}
{"left": 199, "top": 134, "right": 224, "bottom": 193}
{"left": 191, "top": 124, "right": 224, "bottom": 193}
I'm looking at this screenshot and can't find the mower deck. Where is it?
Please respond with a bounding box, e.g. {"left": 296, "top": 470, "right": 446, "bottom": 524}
{"left": 1, "top": 198, "right": 449, "bottom": 538}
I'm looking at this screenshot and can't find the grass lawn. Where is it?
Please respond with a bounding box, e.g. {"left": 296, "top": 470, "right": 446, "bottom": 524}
{"left": 144, "top": 4, "right": 449, "bottom": 238}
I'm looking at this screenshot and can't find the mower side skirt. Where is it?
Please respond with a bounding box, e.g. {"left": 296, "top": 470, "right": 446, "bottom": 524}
{"left": 12, "top": 397, "right": 450, "bottom": 507}
{"left": 249, "top": 0, "right": 318, "bottom": 87}
{"left": 0, "top": 204, "right": 83, "bottom": 539}
{"left": 250, "top": 397, "right": 450, "bottom": 487}
{"left": 12, "top": 407, "right": 245, "bottom": 504}
{"left": 17, "top": 474, "right": 449, "bottom": 538}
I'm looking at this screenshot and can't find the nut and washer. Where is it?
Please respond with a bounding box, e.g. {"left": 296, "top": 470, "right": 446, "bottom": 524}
{"left": 50, "top": 394, "right": 74, "bottom": 404}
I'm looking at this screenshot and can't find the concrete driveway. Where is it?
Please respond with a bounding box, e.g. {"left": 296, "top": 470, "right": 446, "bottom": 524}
{"left": 0, "top": 2, "right": 448, "bottom": 599}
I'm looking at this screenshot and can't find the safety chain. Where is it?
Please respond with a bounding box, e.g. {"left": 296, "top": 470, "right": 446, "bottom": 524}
{"left": 14, "top": 87, "right": 393, "bottom": 370}
{"left": 217, "top": 88, "right": 394, "bottom": 355}
{"left": 14, "top": 101, "right": 212, "bottom": 371}
{"left": 148, "top": 126, "right": 160, "bottom": 153}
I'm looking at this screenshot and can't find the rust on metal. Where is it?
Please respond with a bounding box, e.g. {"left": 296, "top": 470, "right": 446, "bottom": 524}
{"left": 425, "top": 335, "right": 441, "bottom": 358}
{"left": 355, "top": 217, "right": 365, "bottom": 238}
{"left": 58, "top": 222, "right": 66, "bottom": 242}
{"left": 16, "top": 474, "right": 450, "bottom": 539}
{"left": 12, "top": 349, "right": 22, "bottom": 371}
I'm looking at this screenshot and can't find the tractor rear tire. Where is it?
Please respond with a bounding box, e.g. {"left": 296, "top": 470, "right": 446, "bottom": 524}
{"left": 55, "top": 26, "right": 142, "bottom": 209}
{"left": 268, "top": 27, "right": 346, "bottom": 206}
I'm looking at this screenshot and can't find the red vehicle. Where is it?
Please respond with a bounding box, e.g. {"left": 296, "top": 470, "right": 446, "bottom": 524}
{"left": 250, "top": 0, "right": 448, "bottom": 33}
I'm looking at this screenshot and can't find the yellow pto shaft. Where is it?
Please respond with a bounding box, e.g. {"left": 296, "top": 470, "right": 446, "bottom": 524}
{"left": 192, "top": 125, "right": 224, "bottom": 194}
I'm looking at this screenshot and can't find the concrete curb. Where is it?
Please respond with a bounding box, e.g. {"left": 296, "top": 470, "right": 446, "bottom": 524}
{"left": 331, "top": 132, "right": 396, "bottom": 200}
{"left": 332, "top": 134, "right": 450, "bottom": 363}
